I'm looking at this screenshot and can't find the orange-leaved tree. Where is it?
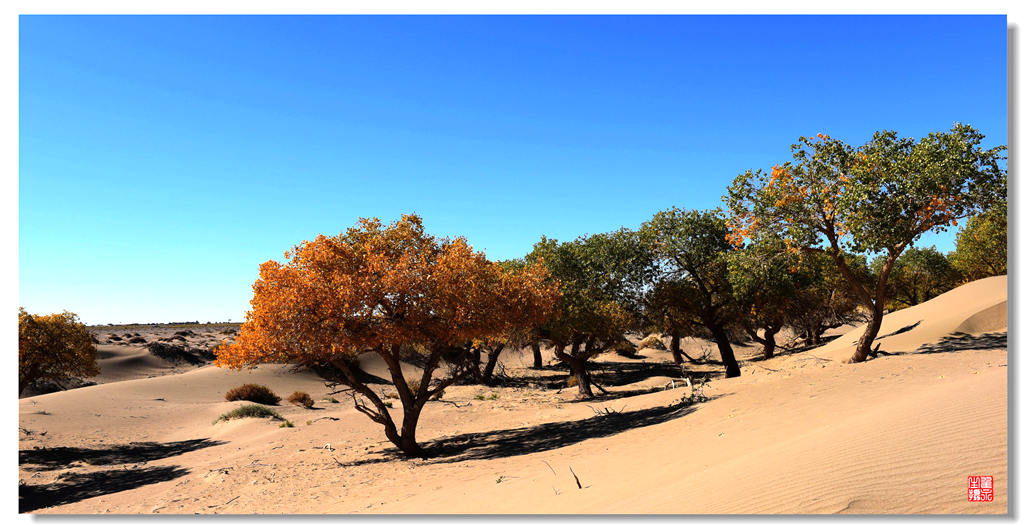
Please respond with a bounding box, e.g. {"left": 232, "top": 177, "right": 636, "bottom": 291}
{"left": 726, "top": 124, "right": 1005, "bottom": 363}
{"left": 215, "top": 214, "right": 558, "bottom": 456}
{"left": 19, "top": 308, "right": 99, "bottom": 395}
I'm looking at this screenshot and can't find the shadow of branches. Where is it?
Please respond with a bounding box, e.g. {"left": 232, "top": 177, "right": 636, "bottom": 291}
{"left": 20, "top": 466, "right": 189, "bottom": 512}
{"left": 20, "top": 439, "right": 224, "bottom": 472}
{"left": 914, "top": 331, "right": 1007, "bottom": 354}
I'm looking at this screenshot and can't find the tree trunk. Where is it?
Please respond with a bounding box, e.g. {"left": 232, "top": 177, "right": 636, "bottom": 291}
{"left": 480, "top": 344, "right": 504, "bottom": 385}
{"left": 762, "top": 327, "right": 778, "bottom": 359}
{"left": 566, "top": 357, "right": 595, "bottom": 398}
{"left": 397, "top": 405, "right": 424, "bottom": 457}
{"left": 850, "top": 303, "right": 885, "bottom": 363}
{"left": 531, "top": 342, "right": 543, "bottom": 369}
{"left": 710, "top": 325, "right": 741, "bottom": 378}
{"left": 809, "top": 327, "right": 821, "bottom": 346}
{"left": 849, "top": 253, "right": 898, "bottom": 363}
{"left": 670, "top": 331, "right": 682, "bottom": 365}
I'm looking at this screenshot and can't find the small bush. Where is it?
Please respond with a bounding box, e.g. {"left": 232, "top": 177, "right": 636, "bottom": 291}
{"left": 279, "top": 420, "right": 294, "bottom": 428}
{"left": 148, "top": 342, "right": 207, "bottom": 365}
{"left": 637, "top": 334, "right": 667, "bottom": 350}
{"left": 288, "top": 391, "right": 315, "bottom": 409}
{"left": 613, "top": 341, "right": 639, "bottom": 358}
{"left": 225, "top": 384, "right": 281, "bottom": 405}
{"left": 215, "top": 404, "right": 285, "bottom": 424}
{"left": 127, "top": 336, "right": 147, "bottom": 344}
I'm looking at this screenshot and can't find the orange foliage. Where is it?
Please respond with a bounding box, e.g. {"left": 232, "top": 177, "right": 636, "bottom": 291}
{"left": 216, "top": 214, "right": 559, "bottom": 372}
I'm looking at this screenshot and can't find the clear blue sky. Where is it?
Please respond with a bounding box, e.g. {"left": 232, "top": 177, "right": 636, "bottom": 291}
{"left": 19, "top": 15, "right": 1007, "bottom": 325}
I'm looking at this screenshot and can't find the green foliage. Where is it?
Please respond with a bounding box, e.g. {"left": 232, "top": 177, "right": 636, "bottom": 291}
{"left": 224, "top": 384, "right": 281, "bottom": 405}
{"left": 873, "top": 246, "right": 961, "bottom": 309}
{"left": 527, "top": 228, "right": 652, "bottom": 352}
{"left": 726, "top": 239, "right": 799, "bottom": 332}
{"left": 950, "top": 204, "right": 1007, "bottom": 281}
{"left": 642, "top": 207, "right": 735, "bottom": 331}
{"left": 19, "top": 308, "right": 99, "bottom": 394}
{"left": 215, "top": 404, "right": 285, "bottom": 424}
{"left": 787, "top": 251, "right": 865, "bottom": 342}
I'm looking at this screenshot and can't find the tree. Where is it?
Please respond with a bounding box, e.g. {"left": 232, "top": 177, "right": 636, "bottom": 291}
{"left": 787, "top": 251, "right": 865, "bottom": 346}
{"left": 873, "top": 246, "right": 960, "bottom": 309}
{"left": 216, "top": 215, "right": 558, "bottom": 457}
{"left": 527, "top": 228, "right": 652, "bottom": 397}
{"left": 727, "top": 124, "right": 1005, "bottom": 363}
{"left": 19, "top": 308, "right": 99, "bottom": 395}
{"left": 726, "top": 240, "right": 801, "bottom": 359}
{"left": 464, "top": 259, "right": 550, "bottom": 385}
{"left": 950, "top": 202, "right": 1007, "bottom": 281}
{"left": 641, "top": 207, "right": 742, "bottom": 377}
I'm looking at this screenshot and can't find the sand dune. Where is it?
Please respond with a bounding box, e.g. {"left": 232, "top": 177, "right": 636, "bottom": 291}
{"left": 18, "top": 277, "right": 1007, "bottom": 514}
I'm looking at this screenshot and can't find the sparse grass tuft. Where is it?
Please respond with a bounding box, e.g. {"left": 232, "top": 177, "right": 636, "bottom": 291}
{"left": 214, "top": 404, "right": 285, "bottom": 424}
{"left": 225, "top": 384, "right": 281, "bottom": 405}
{"left": 279, "top": 420, "right": 294, "bottom": 428}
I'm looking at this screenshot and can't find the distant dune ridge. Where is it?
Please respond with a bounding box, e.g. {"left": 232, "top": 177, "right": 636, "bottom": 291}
{"left": 18, "top": 277, "right": 1006, "bottom": 514}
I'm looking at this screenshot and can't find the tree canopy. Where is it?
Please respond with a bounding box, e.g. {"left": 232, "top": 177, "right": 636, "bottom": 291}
{"left": 19, "top": 308, "right": 99, "bottom": 395}
{"left": 950, "top": 201, "right": 1007, "bottom": 281}
{"left": 526, "top": 228, "right": 652, "bottom": 396}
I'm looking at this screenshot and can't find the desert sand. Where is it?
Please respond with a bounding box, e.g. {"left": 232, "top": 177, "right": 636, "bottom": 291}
{"left": 18, "top": 276, "right": 1007, "bottom": 514}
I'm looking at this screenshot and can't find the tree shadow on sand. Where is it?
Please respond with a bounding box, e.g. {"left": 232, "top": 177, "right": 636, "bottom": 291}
{"left": 877, "top": 320, "right": 922, "bottom": 340}
{"left": 914, "top": 331, "right": 1007, "bottom": 354}
{"left": 339, "top": 400, "right": 711, "bottom": 467}
{"left": 20, "top": 465, "right": 189, "bottom": 512}
{"left": 20, "top": 438, "right": 224, "bottom": 472}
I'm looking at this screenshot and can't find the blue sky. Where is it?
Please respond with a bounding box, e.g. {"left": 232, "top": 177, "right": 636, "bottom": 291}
{"left": 19, "top": 15, "right": 1007, "bottom": 324}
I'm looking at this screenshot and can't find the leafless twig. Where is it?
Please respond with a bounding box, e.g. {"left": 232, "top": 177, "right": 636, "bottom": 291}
{"left": 568, "top": 465, "right": 582, "bottom": 489}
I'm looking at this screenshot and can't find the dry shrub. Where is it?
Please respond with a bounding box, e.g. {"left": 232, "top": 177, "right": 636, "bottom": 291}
{"left": 225, "top": 384, "right": 280, "bottom": 405}
{"left": 637, "top": 334, "right": 667, "bottom": 350}
{"left": 288, "top": 391, "right": 315, "bottom": 409}
{"left": 613, "top": 340, "right": 639, "bottom": 357}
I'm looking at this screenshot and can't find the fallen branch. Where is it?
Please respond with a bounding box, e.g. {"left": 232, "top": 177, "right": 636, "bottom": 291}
{"left": 306, "top": 416, "right": 340, "bottom": 424}
{"left": 568, "top": 465, "right": 582, "bottom": 489}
